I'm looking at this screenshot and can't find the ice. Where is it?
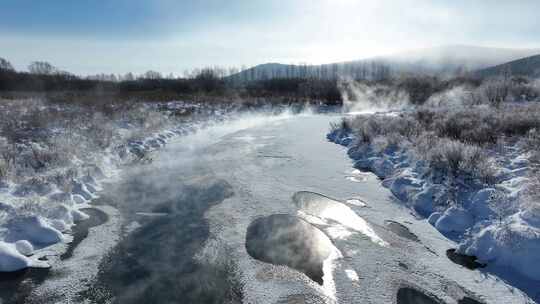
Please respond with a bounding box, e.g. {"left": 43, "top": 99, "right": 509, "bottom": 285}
{"left": 345, "top": 198, "right": 367, "bottom": 207}
{"left": 344, "top": 269, "right": 359, "bottom": 282}
{"left": 294, "top": 192, "right": 387, "bottom": 246}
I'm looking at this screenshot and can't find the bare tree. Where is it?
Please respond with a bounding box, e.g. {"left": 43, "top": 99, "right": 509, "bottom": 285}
{"left": 28, "top": 61, "right": 57, "bottom": 75}
{"left": 143, "top": 70, "right": 162, "bottom": 80}
{"left": 123, "top": 72, "right": 135, "bottom": 81}
{"left": 228, "top": 66, "right": 239, "bottom": 77}
{"left": 0, "top": 57, "right": 14, "bottom": 71}
{"left": 483, "top": 78, "right": 510, "bottom": 108}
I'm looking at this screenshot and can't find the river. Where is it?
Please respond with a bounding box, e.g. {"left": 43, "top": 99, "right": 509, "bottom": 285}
{"left": 11, "top": 112, "right": 534, "bottom": 303}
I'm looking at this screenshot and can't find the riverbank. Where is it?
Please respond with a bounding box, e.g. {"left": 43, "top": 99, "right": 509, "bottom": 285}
{"left": 0, "top": 98, "right": 248, "bottom": 273}
{"left": 328, "top": 104, "right": 540, "bottom": 301}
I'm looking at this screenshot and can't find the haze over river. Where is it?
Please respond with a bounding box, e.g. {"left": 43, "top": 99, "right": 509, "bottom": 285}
{"left": 12, "top": 112, "right": 534, "bottom": 304}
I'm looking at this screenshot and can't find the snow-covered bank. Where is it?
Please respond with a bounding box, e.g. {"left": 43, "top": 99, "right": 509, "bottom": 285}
{"left": 0, "top": 98, "right": 320, "bottom": 273}
{"left": 327, "top": 105, "right": 540, "bottom": 284}
{"left": 0, "top": 99, "right": 253, "bottom": 273}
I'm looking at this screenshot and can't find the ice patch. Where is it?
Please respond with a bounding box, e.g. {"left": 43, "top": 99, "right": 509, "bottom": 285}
{"left": 325, "top": 225, "right": 354, "bottom": 240}
{"left": 321, "top": 245, "right": 343, "bottom": 300}
{"left": 293, "top": 191, "right": 387, "bottom": 246}
{"left": 345, "top": 198, "right": 367, "bottom": 207}
{"left": 344, "top": 269, "right": 359, "bottom": 282}
{"left": 346, "top": 176, "right": 365, "bottom": 183}
{"left": 233, "top": 135, "right": 256, "bottom": 142}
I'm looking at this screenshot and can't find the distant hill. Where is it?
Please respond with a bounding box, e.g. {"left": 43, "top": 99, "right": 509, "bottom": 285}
{"left": 386, "top": 45, "right": 540, "bottom": 75}
{"left": 474, "top": 54, "right": 540, "bottom": 78}
{"left": 228, "top": 45, "right": 540, "bottom": 83}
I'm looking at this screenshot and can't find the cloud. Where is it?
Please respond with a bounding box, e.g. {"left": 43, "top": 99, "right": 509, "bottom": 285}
{"left": 1, "top": 0, "right": 539, "bottom": 74}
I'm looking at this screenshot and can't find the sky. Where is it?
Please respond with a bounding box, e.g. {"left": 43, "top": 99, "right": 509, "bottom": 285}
{"left": 1, "top": 0, "right": 539, "bottom": 75}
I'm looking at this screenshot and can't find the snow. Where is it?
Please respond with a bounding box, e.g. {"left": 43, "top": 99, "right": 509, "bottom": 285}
{"left": 71, "top": 209, "right": 90, "bottom": 222}
{"left": 0, "top": 241, "right": 48, "bottom": 272}
{"left": 0, "top": 104, "right": 260, "bottom": 273}
{"left": 7, "top": 216, "right": 64, "bottom": 245}
{"left": 0, "top": 112, "right": 200, "bottom": 272}
{"left": 321, "top": 245, "right": 343, "bottom": 300}
{"left": 325, "top": 225, "right": 354, "bottom": 240}
{"left": 470, "top": 188, "right": 497, "bottom": 220}
{"left": 386, "top": 173, "right": 423, "bottom": 202}
{"left": 15, "top": 240, "right": 34, "bottom": 256}
{"left": 428, "top": 212, "right": 442, "bottom": 225}
{"left": 329, "top": 122, "right": 540, "bottom": 284}
{"left": 411, "top": 185, "right": 447, "bottom": 216}
{"left": 435, "top": 207, "right": 474, "bottom": 233}
{"left": 458, "top": 212, "right": 540, "bottom": 280}
{"left": 344, "top": 269, "right": 359, "bottom": 282}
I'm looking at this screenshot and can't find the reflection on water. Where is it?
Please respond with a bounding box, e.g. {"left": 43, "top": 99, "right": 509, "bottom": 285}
{"left": 83, "top": 176, "right": 242, "bottom": 304}
{"left": 245, "top": 214, "right": 333, "bottom": 285}
{"left": 61, "top": 208, "right": 108, "bottom": 260}
{"left": 384, "top": 220, "right": 419, "bottom": 242}
{"left": 397, "top": 287, "right": 442, "bottom": 304}
{"left": 446, "top": 249, "right": 486, "bottom": 270}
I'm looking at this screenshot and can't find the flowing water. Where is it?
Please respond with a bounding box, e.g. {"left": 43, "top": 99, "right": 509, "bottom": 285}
{"left": 5, "top": 113, "right": 534, "bottom": 303}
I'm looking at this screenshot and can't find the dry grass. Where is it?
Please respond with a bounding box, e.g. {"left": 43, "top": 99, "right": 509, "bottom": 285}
{"left": 342, "top": 103, "right": 540, "bottom": 184}
{"left": 0, "top": 97, "right": 181, "bottom": 185}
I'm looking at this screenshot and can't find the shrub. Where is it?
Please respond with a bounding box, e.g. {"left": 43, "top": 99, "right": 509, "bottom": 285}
{"left": 0, "top": 97, "right": 180, "bottom": 185}
{"left": 398, "top": 76, "right": 441, "bottom": 105}
{"left": 480, "top": 76, "right": 511, "bottom": 108}
{"left": 424, "top": 138, "right": 494, "bottom": 183}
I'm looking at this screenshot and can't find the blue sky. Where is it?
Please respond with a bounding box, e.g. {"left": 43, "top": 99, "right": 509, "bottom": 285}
{"left": 1, "top": 0, "right": 539, "bottom": 75}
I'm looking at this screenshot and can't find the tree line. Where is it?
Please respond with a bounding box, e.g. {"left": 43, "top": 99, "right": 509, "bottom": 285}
{"left": 0, "top": 58, "right": 344, "bottom": 104}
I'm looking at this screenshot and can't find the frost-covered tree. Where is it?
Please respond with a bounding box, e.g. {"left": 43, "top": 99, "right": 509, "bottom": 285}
{"left": 143, "top": 70, "right": 162, "bottom": 80}
{"left": 0, "top": 57, "right": 14, "bottom": 71}
{"left": 123, "top": 72, "right": 135, "bottom": 81}
{"left": 28, "top": 61, "right": 57, "bottom": 75}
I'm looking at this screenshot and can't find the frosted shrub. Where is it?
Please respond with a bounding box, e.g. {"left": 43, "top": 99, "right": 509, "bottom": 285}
{"left": 481, "top": 77, "right": 511, "bottom": 108}
{"left": 426, "top": 139, "right": 494, "bottom": 183}
{"left": 329, "top": 120, "right": 350, "bottom": 134}
{"left": 522, "top": 184, "right": 540, "bottom": 222}
{"left": 30, "top": 143, "right": 71, "bottom": 171}
{"left": 0, "top": 159, "right": 7, "bottom": 182}
{"left": 413, "top": 131, "right": 438, "bottom": 157}
{"left": 372, "top": 135, "right": 395, "bottom": 153}
{"left": 432, "top": 107, "right": 499, "bottom": 144}
{"left": 0, "top": 97, "right": 180, "bottom": 185}
{"left": 526, "top": 129, "right": 540, "bottom": 165}
{"left": 348, "top": 114, "right": 419, "bottom": 144}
